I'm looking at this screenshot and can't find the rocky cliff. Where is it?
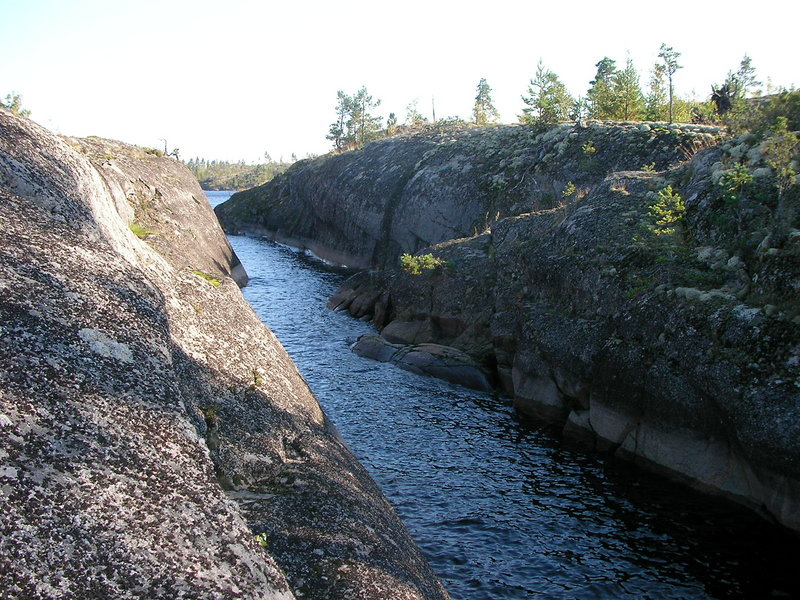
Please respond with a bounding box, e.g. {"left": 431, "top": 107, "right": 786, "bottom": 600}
{"left": 216, "top": 121, "right": 800, "bottom": 533}
{"left": 0, "top": 108, "right": 449, "bottom": 600}
{"left": 216, "top": 122, "right": 722, "bottom": 268}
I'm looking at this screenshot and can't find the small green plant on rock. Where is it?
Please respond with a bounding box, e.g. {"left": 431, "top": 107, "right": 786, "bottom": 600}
{"left": 720, "top": 163, "right": 754, "bottom": 206}
{"left": 400, "top": 253, "right": 444, "bottom": 275}
{"left": 624, "top": 273, "right": 658, "bottom": 298}
{"left": 246, "top": 368, "right": 264, "bottom": 392}
{"left": 129, "top": 221, "right": 154, "bottom": 239}
{"left": 582, "top": 141, "right": 597, "bottom": 156}
{"left": 200, "top": 403, "right": 220, "bottom": 428}
{"left": 192, "top": 270, "right": 222, "bottom": 287}
{"left": 647, "top": 185, "right": 685, "bottom": 236}
{"left": 719, "top": 163, "right": 754, "bottom": 236}
{"left": 562, "top": 181, "right": 576, "bottom": 198}
{"left": 254, "top": 532, "right": 269, "bottom": 548}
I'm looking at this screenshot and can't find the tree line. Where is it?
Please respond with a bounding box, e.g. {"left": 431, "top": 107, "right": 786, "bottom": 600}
{"left": 184, "top": 156, "right": 294, "bottom": 191}
{"left": 327, "top": 44, "right": 783, "bottom": 152}
{"left": 520, "top": 45, "right": 754, "bottom": 126}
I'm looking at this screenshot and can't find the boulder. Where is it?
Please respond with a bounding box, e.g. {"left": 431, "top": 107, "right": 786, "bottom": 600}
{"left": 352, "top": 334, "right": 492, "bottom": 392}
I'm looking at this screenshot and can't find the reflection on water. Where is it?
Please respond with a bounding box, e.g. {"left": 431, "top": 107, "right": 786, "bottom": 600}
{"left": 209, "top": 191, "right": 800, "bottom": 600}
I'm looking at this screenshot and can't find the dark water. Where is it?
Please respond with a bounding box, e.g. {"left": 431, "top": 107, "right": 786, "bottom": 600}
{"left": 208, "top": 191, "right": 800, "bottom": 600}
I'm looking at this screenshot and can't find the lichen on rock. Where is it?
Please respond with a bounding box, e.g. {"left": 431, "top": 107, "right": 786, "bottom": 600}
{"left": 0, "top": 107, "right": 449, "bottom": 599}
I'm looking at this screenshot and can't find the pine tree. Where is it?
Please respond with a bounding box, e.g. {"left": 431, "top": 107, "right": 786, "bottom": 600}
{"left": 520, "top": 60, "right": 574, "bottom": 125}
{"left": 612, "top": 57, "right": 645, "bottom": 121}
{"left": 351, "top": 86, "right": 383, "bottom": 146}
{"left": 405, "top": 99, "right": 428, "bottom": 127}
{"left": 645, "top": 63, "right": 668, "bottom": 120}
{"left": 386, "top": 112, "right": 398, "bottom": 136}
{"left": 473, "top": 78, "right": 500, "bottom": 126}
{"left": 658, "top": 43, "right": 682, "bottom": 123}
{"left": 327, "top": 91, "right": 353, "bottom": 151}
{"left": 725, "top": 54, "right": 761, "bottom": 99}
{"left": 2, "top": 92, "right": 31, "bottom": 117}
{"left": 587, "top": 57, "right": 618, "bottom": 119}
{"left": 326, "top": 87, "right": 383, "bottom": 151}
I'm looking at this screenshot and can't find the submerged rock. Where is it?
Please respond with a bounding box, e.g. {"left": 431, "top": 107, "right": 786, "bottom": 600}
{"left": 0, "top": 108, "right": 449, "bottom": 600}
{"left": 352, "top": 334, "right": 493, "bottom": 391}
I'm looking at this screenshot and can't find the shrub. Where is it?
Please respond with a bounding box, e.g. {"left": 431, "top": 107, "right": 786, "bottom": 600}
{"left": 723, "top": 90, "right": 800, "bottom": 137}
{"left": 400, "top": 253, "right": 444, "bottom": 275}
{"left": 647, "top": 186, "right": 685, "bottom": 236}
{"left": 720, "top": 163, "right": 754, "bottom": 206}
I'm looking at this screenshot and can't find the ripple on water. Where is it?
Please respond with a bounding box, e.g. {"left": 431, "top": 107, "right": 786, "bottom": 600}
{"left": 220, "top": 222, "right": 800, "bottom": 600}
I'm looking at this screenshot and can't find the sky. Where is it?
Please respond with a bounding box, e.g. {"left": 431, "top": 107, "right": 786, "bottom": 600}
{"left": 1, "top": 0, "right": 796, "bottom": 163}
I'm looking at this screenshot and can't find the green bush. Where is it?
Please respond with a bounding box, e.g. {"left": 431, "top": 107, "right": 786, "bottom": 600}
{"left": 720, "top": 163, "right": 754, "bottom": 206}
{"left": 647, "top": 186, "right": 685, "bottom": 236}
{"left": 400, "top": 253, "right": 444, "bottom": 275}
{"left": 723, "top": 90, "right": 800, "bottom": 137}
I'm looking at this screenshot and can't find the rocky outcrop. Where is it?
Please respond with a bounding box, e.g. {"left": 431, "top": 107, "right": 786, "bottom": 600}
{"left": 216, "top": 122, "right": 722, "bottom": 269}
{"left": 219, "top": 120, "right": 800, "bottom": 532}
{"left": 0, "top": 108, "right": 448, "bottom": 599}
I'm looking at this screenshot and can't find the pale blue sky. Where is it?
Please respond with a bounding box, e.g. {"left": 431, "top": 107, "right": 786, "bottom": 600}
{"left": 1, "top": 0, "right": 796, "bottom": 162}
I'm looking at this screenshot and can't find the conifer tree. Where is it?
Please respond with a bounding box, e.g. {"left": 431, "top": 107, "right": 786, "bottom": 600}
{"left": 520, "top": 60, "right": 574, "bottom": 124}
{"left": 386, "top": 112, "right": 398, "bottom": 136}
{"left": 658, "top": 43, "right": 682, "bottom": 123}
{"left": 473, "top": 78, "right": 500, "bottom": 125}
{"left": 612, "top": 57, "right": 645, "bottom": 120}
{"left": 587, "top": 57, "right": 618, "bottom": 119}
{"left": 351, "top": 86, "right": 383, "bottom": 146}
{"left": 327, "top": 91, "right": 353, "bottom": 151}
{"left": 645, "top": 63, "right": 668, "bottom": 120}
{"left": 1, "top": 92, "right": 31, "bottom": 117}
{"left": 405, "top": 99, "right": 428, "bottom": 127}
{"left": 327, "top": 87, "right": 383, "bottom": 151}
{"left": 725, "top": 54, "right": 761, "bottom": 99}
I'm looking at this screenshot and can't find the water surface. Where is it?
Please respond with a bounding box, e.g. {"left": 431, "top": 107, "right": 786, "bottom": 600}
{"left": 209, "top": 190, "right": 799, "bottom": 600}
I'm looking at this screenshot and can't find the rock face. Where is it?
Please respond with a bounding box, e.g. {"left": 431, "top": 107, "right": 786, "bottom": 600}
{"left": 0, "top": 108, "right": 449, "bottom": 600}
{"left": 217, "top": 120, "right": 800, "bottom": 532}
{"left": 216, "top": 122, "right": 722, "bottom": 269}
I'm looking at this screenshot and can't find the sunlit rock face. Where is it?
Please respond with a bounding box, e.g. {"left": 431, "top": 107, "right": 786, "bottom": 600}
{"left": 0, "top": 108, "right": 450, "bottom": 600}
{"left": 215, "top": 122, "right": 722, "bottom": 269}
{"left": 220, "top": 120, "right": 799, "bottom": 533}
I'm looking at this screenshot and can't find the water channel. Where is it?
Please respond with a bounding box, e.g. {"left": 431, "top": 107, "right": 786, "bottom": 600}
{"left": 209, "top": 190, "right": 799, "bottom": 600}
